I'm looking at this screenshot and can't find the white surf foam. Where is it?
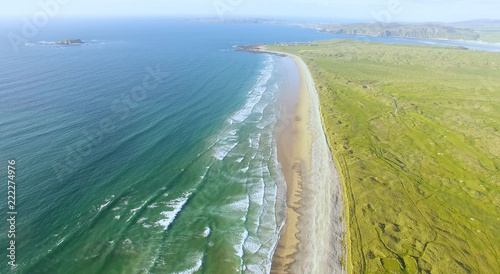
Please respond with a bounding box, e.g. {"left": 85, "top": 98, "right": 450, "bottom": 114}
{"left": 231, "top": 87, "right": 266, "bottom": 124}
{"left": 155, "top": 193, "right": 190, "bottom": 230}
{"left": 234, "top": 229, "right": 249, "bottom": 258}
{"left": 244, "top": 236, "right": 262, "bottom": 254}
{"left": 202, "top": 227, "right": 211, "bottom": 238}
{"left": 56, "top": 236, "right": 67, "bottom": 247}
{"left": 214, "top": 136, "right": 239, "bottom": 160}
{"left": 246, "top": 264, "right": 265, "bottom": 273}
{"left": 176, "top": 252, "right": 204, "bottom": 274}
{"left": 126, "top": 199, "right": 149, "bottom": 222}
{"left": 250, "top": 178, "right": 265, "bottom": 207}
{"left": 39, "top": 41, "right": 56, "bottom": 45}
{"left": 97, "top": 195, "right": 115, "bottom": 212}
{"left": 249, "top": 133, "right": 261, "bottom": 149}
{"left": 147, "top": 203, "right": 159, "bottom": 209}
{"left": 227, "top": 195, "right": 250, "bottom": 212}
{"left": 228, "top": 56, "right": 274, "bottom": 125}
{"left": 256, "top": 113, "right": 276, "bottom": 130}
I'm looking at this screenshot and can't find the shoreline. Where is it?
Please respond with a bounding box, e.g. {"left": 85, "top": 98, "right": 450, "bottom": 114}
{"left": 248, "top": 45, "right": 347, "bottom": 272}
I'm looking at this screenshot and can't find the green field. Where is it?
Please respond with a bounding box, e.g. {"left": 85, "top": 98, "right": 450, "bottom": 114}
{"left": 475, "top": 30, "right": 500, "bottom": 43}
{"left": 268, "top": 40, "right": 500, "bottom": 273}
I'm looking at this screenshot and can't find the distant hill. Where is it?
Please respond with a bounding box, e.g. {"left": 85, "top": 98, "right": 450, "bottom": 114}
{"left": 446, "top": 20, "right": 500, "bottom": 43}
{"left": 303, "top": 23, "right": 482, "bottom": 41}
{"left": 446, "top": 19, "right": 500, "bottom": 30}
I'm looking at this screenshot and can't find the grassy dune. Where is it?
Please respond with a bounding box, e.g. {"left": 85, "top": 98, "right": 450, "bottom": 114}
{"left": 268, "top": 40, "right": 500, "bottom": 273}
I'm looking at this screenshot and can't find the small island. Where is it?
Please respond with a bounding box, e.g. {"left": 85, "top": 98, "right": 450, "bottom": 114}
{"left": 57, "top": 39, "right": 84, "bottom": 45}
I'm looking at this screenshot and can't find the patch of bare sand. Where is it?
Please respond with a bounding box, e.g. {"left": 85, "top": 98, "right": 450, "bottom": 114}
{"left": 270, "top": 50, "right": 347, "bottom": 273}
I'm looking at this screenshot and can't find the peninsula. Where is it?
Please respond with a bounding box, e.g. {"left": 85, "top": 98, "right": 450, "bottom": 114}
{"left": 302, "top": 23, "right": 480, "bottom": 41}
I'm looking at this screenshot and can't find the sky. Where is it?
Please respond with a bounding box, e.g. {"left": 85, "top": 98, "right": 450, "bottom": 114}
{"left": 1, "top": 0, "right": 500, "bottom": 23}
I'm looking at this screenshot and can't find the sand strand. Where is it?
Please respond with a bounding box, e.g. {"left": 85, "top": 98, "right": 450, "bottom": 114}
{"left": 271, "top": 51, "right": 347, "bottom": 273}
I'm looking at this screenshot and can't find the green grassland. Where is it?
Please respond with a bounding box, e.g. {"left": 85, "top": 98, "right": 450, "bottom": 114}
{"left": 268, "top": 40, "right": 500, "bottom": 273}
{"left": 475, "top": 30, "right": 500, "bottom": 43}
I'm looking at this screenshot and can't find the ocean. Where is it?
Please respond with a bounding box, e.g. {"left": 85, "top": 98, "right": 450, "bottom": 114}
{"left": 1, "top": 18, "right": 499, "bottom": 273}
{"left": 0, "top": 19, "right": 335, "bottom": 273}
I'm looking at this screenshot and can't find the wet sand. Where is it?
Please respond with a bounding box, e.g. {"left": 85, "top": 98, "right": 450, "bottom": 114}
{"left": 269, "top": 48, "right": 347, "bottom": 273}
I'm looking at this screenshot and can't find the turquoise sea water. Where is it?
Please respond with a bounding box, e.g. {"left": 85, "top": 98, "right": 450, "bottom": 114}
{"left": 1, "top": 18, "right": 499, "bottom": 273}
{"left": 0, "top": 19, "right": 335, "bottom": 273}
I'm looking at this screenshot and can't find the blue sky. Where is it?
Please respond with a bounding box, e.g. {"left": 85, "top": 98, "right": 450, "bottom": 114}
{"left": 2, "top": 0, "right": 500, "bottom": 22}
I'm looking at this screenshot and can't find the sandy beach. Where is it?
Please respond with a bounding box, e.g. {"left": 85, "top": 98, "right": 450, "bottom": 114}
{"left": 262, "top": 47, "right": 347, "bottom": 273}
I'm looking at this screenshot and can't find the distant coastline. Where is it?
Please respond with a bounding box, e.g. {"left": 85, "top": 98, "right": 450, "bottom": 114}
{"left": 185, "top": 18, "right": 500, "bottom": 44}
